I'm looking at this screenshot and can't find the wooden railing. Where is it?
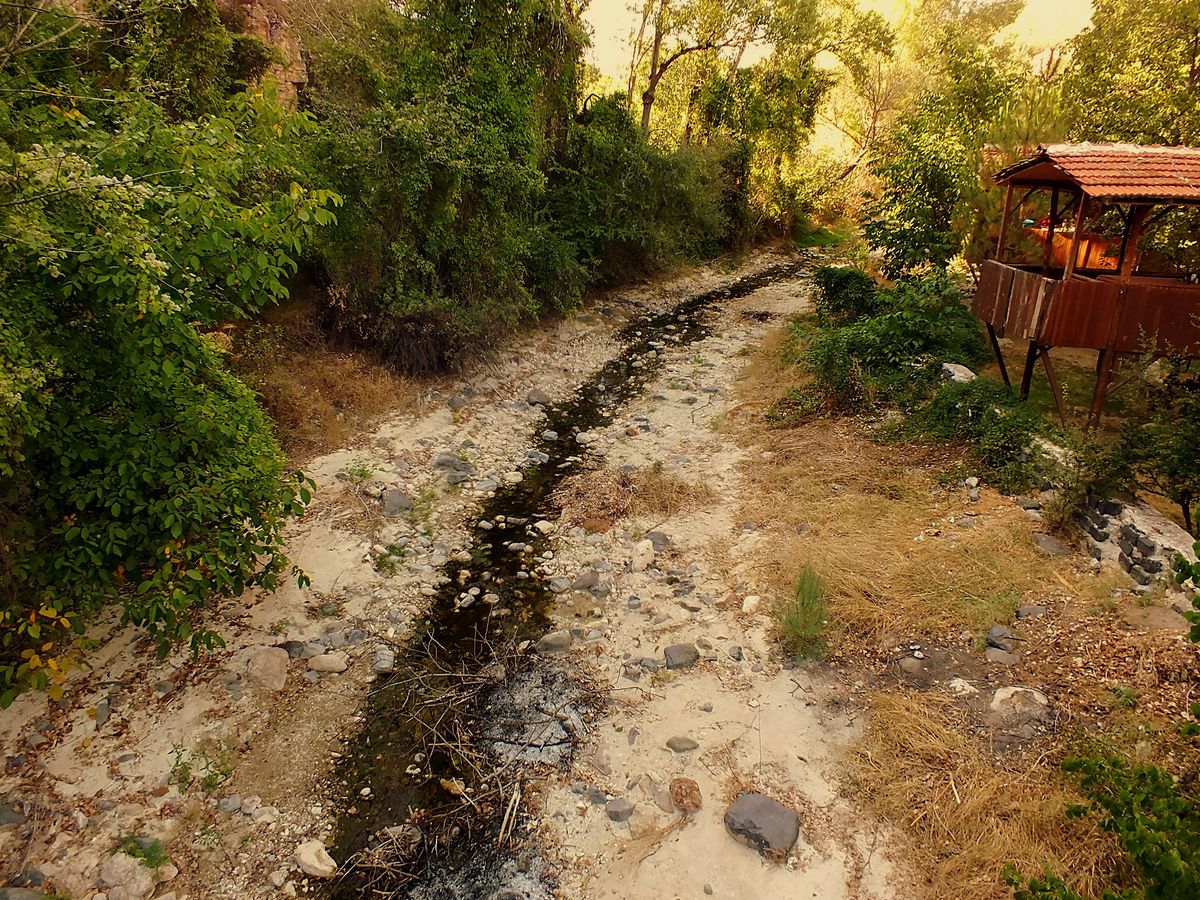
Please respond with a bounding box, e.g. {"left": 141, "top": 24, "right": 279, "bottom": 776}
{"left": 974, "top": 260, "right": 1200, "bottom": 356}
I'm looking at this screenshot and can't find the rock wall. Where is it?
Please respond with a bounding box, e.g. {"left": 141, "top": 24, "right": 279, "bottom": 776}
{"left": 221, "top": 0, "right": 308, "bottom": 108}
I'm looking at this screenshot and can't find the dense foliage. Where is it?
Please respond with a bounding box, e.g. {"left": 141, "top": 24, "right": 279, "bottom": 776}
{"left": 0, "top": 0, "right": 330, "bottom": 702}
{"left": 1114, "top": 368, "right": 1200, "bottom": 535}
{"left": 794, "top": 270, "right": 988, "bottom": 410}
{"left": 2, "top": 0, "right": 870, "bottom": 700}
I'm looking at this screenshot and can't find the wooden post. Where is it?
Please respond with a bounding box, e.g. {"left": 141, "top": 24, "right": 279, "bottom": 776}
{"left": 996, "top": 183, "right": 1015, "bottom": 262}
{"left": 987, "top": 323, "right": 1012, "bottom": 389}
{"left": 1119, "top": 205, "right": 1153, "bottom": 284}
{"left": 1088, "top": 205, "right": 1154, "bottom": 430}
{"left": 1062, "top": 192, "right": 1089, "bottom": 282}
{"left": 1039, "top": 348, "right": 1067, "bottom": 426}
{"left": 1041, "top": 188, "right": 1059, "bottom": 275}
{"left": 1019, "top": 341, "right": 1039, "bottom": 400}
{"left": 1088, "top": 349, "right": 1116, "bottom": 430}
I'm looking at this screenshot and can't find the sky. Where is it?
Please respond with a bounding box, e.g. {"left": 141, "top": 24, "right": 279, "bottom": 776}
{"left": 581, "top": 0, "right": 1096, "bottom": 80}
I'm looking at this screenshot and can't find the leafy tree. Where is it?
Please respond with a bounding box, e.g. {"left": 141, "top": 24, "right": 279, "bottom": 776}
{"left": 1064, "top": 0, "right": 1200, "bottom": 147}
{"left": 0, "top": 2, "right": 332, "bottom": 703}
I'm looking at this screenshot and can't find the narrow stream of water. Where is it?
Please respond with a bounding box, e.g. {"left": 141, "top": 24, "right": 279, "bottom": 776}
{"left": 328, "top": 260, "right": 806, "bottom": 896}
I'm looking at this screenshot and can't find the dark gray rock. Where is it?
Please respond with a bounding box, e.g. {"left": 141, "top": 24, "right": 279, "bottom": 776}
{"left": 571, "top": 570, "right": 600, "bottom": 591}
{"left": 724, "top": 792, "right": 800, "bottom": 856}
{"left": 0, "top": 803, "right": 26, "bottom": 827}
{"left": 664, "top": 644, "right": 699, "bottom": 669}
{"left": 987, "top": 624, "right": 1015, "bottom": 652}
{"left": 383, "top": 489, "right": 412, "bottom": 517}
{"left": 1017, "top": 497, "right": 1043, "bottom": 511}
{"left": 1032, "top": 533, "right": 1072, "bottom": 557}
{"left": 605, "top": 797, "right": 636, "bottom": 822}
{"left": 645, "top": 531, "right": 671, "bottom": 550}
{"left": 1098, "top": 499, "right": 1123, "bottom": 516}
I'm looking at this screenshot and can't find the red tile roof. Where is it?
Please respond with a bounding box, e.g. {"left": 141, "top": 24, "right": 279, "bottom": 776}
{"left": 994, "top": 143, "right": 1200, "bottom": 203}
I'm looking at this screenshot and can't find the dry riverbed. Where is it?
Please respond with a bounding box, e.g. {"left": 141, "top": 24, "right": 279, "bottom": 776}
{"left": 1, "top": 249, "right": 1196, "bottom": 900}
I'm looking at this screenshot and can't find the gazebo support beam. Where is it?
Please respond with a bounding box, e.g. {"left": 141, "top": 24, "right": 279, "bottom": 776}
{"left": 1039, "top": 346, "right": 1067, "bottom": 426}
{"left": 1019, "top": 341, "right": 1039, "bottom": 400}
{"left": 1062, "top": 192, "right": 1089, "bottom": 282}
{"left": 986, "top": 323, "right": 1011, "bottom": 389}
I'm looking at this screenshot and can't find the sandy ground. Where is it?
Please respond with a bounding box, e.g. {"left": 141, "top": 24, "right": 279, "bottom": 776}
{"left": 5, "top": 247, "right": 1193, "bottom": 900}
{"left": 4, "top": 250, "right": 914, "bottom": 899}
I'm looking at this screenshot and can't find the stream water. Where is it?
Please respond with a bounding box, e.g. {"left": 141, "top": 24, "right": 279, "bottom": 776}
{"left": 327, "top": 260, "right": 806, "bottom": 896}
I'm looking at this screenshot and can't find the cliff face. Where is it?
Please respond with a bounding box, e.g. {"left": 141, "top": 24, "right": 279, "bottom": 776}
{"left": 221, "top": 0, "right": 307, "bottom": 107}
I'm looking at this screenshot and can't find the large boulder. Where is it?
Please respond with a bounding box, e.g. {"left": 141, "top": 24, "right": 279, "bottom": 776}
{"left": 245, "top": 647, "right": 289, "bottom": 692}
{"left": 294, "top": 840, "right": 337, "bottom": 878}
{"left": 98, "top": 852, "right": 155, "bottom": 900}
{"left": 724, "top": 792, "right": 800, "bottom": 857}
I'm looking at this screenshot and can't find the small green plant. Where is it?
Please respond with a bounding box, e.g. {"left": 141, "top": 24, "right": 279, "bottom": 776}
{"left": 114, "top": 834, "right": 171, "bottom": 869}
{"left": 766, "top": 387, "right": 824, "bottom": 427}
{"left": 168, "top": 744, "right": 192, "bottom": 788}
{"left": 374, "top": 544, "right": 407, "bottom": 576}
{"left": 812, "top": 266, "right": 881, "bottom": 324}
{"left": 268, "top": 618, "right": 291, "bottom": 636}
{"left": 167, "top": 743, "right": 232, "bottom": 794}
{"left": 197, "top": 823, "right": 222, "bottom": 850}
{"left": 1109, "top": 685, "right": 1138, "bottom": 710}
{"left": 773, "top": 566, "right": 828, "bottom": 660}
{"left": 1175, "top": 546, "right": 1200, "bottom": 645}
{"left": 345, "top": 458, "right": 375, "bottom": 485}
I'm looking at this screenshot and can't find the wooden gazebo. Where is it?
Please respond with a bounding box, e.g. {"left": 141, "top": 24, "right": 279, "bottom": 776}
{"left": 973, "top": 143, "right": 1200, "bottom": 427}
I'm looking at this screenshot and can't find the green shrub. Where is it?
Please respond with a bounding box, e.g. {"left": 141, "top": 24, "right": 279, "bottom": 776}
{"left": 812, "top": 266, "right": 881, "bottom": 324}
{"left": 797, "top": 271, "right": 988, "bottom": 411}
{"left": 1115, "top": 367, "right": 1200, "bottom": 535}
{"left": 0, "top": 11, "right": 329, "bottom": 703}
{"left": 1008, "top": 757, "right": 1200, "bottom": 900}
{"left": 904, "top": 378, "right": 1050, "bottom": 492}
{"left": 773, "top": 566, "right": 828, "bottom": 660}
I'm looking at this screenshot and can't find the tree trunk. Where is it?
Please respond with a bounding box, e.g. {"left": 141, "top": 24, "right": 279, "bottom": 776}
{"left": 640, "top": 18, "right": 663, "bottom": 137}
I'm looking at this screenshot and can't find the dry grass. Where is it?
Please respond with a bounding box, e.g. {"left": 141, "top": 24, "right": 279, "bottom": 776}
{"left": 734, "top": 420, "right": 1114, "bottom": 645}
{"left": 728, "top": 328, "right": 1113, "bottom": 645}
{"left": 849, "top": 691, "right": 1122, "bottom": 900}
{"left": 553, "top": 466, "right": 716, "bottom": 532}
{"left": 228, "top": 295, "right": 420, "bottom": 462}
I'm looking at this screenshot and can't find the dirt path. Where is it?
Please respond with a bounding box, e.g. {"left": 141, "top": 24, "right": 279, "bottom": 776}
{"left": 0, "top": 250, "right": 965, "bottom": 899}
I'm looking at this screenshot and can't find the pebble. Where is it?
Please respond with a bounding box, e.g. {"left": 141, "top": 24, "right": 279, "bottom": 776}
{"left": 666, "top": 735, "right": 699, "bottom": 752}
{"left": 605, "top": 797, "right": 636, "bottom": 822}
{"left": 308, "top": 652, "right": 349, "bottom": 674}
{"left": 536, "top": 630, "right": 573, "bottom": 654}
{"left": 294, "top": 840, "right": 337, "bottom": 878}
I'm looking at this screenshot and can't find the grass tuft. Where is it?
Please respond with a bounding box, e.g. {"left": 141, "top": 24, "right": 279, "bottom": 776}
{"left": 773, "top": 565, "right": 828, "bottom": 659}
